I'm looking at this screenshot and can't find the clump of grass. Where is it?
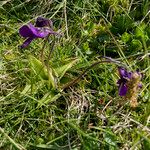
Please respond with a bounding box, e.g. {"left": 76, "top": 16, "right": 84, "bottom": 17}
{"left": 0, "top": 0, "right": 150, "bottom": 149}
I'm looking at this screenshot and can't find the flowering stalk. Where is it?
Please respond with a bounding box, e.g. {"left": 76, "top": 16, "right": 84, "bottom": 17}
{"left": 47, "top": 35, "right": 56, "bottom": 61}
{"left": 40, "top": 34, "right": 50, "bottom": 63}
{"left": 62, "top": 57, "right": 125, "bottom": 90}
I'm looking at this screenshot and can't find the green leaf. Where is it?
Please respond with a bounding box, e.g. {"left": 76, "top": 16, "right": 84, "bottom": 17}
{"left": 121, "top": 32, "right": 132, "bottom": 43}
{"left": 38, "top": 92, "right": 61, "bottom": 106}
{"left": 54, "top": 59, "right": 78, "bottom": 80}
{"left": 21, "top": 81, "right": 46, "bottom": 95}
{"left": 130, "top": 39, "right": 142, "bottom": 50}
{"left": 142, "top": 138, "right": 150, "bottom": 150}
{"left": 111, "top": 14, "right": 133, "bottom": 34}
{"left": 21, "top": 84, "right": 31, "bottom": 95}
{"left": 47, "top": 67, "right": 56, "bottom": 88}
{"left": 135, "top": 23, "right": 148, "bottom": 41}
{"left": 138, "top": 131, "right": 150, "bottom": 150}
{"left": 29, "top": 55, "right": 56, "bottom": 88}
{"left": 34, "top": 144, "right": 66, "bottom": 150}
{"left": 29, "top": 55, "right": 48, "bottom": 80}
{"left": 104, "top": 131, "right": 118, "bottom": 149}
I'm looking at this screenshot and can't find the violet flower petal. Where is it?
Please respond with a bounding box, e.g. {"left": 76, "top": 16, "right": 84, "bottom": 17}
{"left": 28, "top": 24, "right": 50, "bottom": 38}
{"left": 138, "top": 83, "right": 142, "bottom": 88}
{"left": 118, "top": 67, "right": 132, "bottom": 79}
{"left": 119, "top": 83, "right": 128, "bottom": 96}
{"left": 20, "top": 37, "right": 35, "bottom": 49}
{"left": 19, "top": 23, "right": 51, "bottom": 39}
{"left": 127, "top": 72, "right": 132, "bottom": 79}
{"left": 36, "top": 17, "right": 53, "bottom": 27}
{"left": 118, "top": 67, "right": 127, "bottom": 78}
{"left": 19, "top": 25, "right": 34, "bottom": 37}
{"left": 19, "top": 19, "right": 59, "bottom": 49}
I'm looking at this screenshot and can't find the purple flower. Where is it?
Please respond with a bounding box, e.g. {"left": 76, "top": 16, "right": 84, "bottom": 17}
{"left": 117, "top": 67, "right": 132, "bottom": 96}
{"left": 35, "top": 17, "right": 53, "bottom": 27}
{"left": 19, "top": 17, "right": 57, "bottom": 48}
{"left": 117, "top": 67, "right": 142, "bottom": 96}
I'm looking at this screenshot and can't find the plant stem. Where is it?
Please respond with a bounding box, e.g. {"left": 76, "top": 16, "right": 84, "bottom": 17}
{"left": 40, "top": 34, "right": 50, "bottom": 64}
{"left": 62, "top": 58, "right": 124, "bottom": 90}
{"left": 47, "top": 35, "right": 56, "bottom": 61}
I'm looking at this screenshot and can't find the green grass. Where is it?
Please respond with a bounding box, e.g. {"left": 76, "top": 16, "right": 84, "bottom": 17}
{"left": 0, "top": 0, "right": 150, "bottom": 149}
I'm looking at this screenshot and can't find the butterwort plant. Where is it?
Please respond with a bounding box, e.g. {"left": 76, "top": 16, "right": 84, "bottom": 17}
{"left": 18, "top": 17, "right": 63, "bottom": 89}
{"left": 19, "top": 17, "right": 58, "bottom": 49}
{"left": 117, "top": 67, "right": 142, "bottom": 107}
